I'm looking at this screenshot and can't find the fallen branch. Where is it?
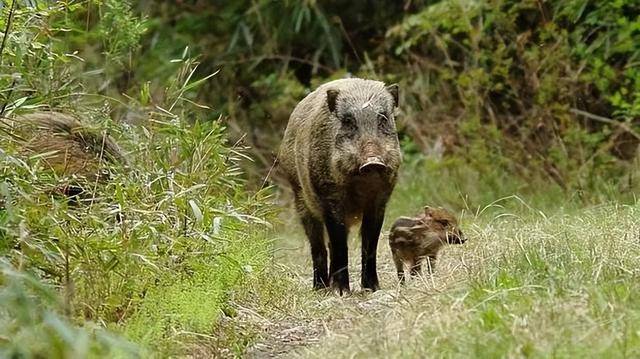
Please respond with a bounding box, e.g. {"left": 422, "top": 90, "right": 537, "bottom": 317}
{"left": 570, "top": 108, "right": 640, "bottom": 141}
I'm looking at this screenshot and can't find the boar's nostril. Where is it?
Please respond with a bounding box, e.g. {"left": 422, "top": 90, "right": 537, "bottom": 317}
{"left": 359, "top": 156, "right": 387, "bottom": 173}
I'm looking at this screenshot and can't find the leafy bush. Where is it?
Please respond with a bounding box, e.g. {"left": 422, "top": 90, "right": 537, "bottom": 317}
{"left": 0, "top": 259, "right": 140, "bottom": 358}
{"left": 0, "top": 1, "right": 276, "bottom": 356}
{"left": 104, "top": 0, "right": 640, "bottom": 200}
{"left": 387, "top": 0, "right": 640, "bottom": 193}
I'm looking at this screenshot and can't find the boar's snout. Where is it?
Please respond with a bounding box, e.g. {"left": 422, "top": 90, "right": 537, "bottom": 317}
{"left": 359, "top": 156, "right": 387, "bottom": 174}
{"left": 358, "top": 141, "right": 388, "bottom": 174}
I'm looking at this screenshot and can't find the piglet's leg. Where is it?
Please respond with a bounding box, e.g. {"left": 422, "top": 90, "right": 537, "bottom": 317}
{"left": 392, "top": 252, "right": 405, "bottom": 283}
{"left": 410, "top": 258, "right": 422, "bottom": 277}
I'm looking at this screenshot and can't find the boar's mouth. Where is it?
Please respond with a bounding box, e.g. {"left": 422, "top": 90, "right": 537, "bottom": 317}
{"left": 359, "top": 156, "right": 388, "bottom": 174}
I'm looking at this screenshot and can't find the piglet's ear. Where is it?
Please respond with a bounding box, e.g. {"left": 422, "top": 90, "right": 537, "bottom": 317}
{"left": 386, "top": 84, "right": 399, "bottom": 108}
{"left": 393, "top": 228, "right": 413, "bottom": 238}
{"left": 422, "top": 206, "right": 434, "bottom": 220}
{"left": 410, "top": 224, "right": 428, "bottom": 232}
{"left": 326, "top": 89, "right": 339, "bottom": 113}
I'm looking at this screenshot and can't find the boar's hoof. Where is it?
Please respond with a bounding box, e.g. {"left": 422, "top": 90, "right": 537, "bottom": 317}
{"left": 331, "top": 284, "right": 351, "bottom": 296}
{"left": 330, "top": 273, "right": 351, "bottom": 296}
{"left": 361, "top": 281, "right": 380, "bottom": 292}
{"left": 361, "top": 271, "right": 380, "bottom": 292}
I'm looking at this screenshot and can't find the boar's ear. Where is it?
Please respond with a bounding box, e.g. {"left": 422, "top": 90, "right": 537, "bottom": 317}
{"left": 326, "top": 89, "right": 340, "bottom": 113}
{"left": 386, "top": 84, "right": 399, "bottom": 108}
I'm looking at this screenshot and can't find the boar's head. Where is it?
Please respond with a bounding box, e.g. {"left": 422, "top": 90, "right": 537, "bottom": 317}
{"left": 325, "top": 82, "right": 402, "bottom": 179}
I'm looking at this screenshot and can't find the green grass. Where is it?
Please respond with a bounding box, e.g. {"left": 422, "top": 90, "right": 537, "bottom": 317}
{"left": 0, "top": 260, "right": 141, "bottom": 358}
{"left": 215, "top": 160, "right": 640, "bottom": 357}
{"left": 122, "top": 227, "right": 272, "bottom": 355}
{"left": 0, "top": 114, "right": 278, "bottom": 357}
{"left": 0, "top": 4, "right": 279, "bottom": 357}
{"left": 384, "top": 155, "right": 637, "bottom": 222}
{"left": 290, "top": 203, "right": 640, "bottom": 358}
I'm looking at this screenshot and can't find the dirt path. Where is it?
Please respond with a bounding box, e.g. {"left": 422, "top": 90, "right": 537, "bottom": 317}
{"left": 234, "top": 228, "right": 467, "bottom": 358}
{"left": 211, "top": 205, "right": 640, "bottom": 358}
{"left": 242, "top": 274, "right": 400, "bottom": 358}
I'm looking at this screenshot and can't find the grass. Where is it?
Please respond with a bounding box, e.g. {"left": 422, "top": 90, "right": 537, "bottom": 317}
{"left": 277, "top": 202, "right": 640, "bottom": 358}
{"left": 0, "top": 259, "right": 141, "bottom": 358}
{"left": 122, "top": 227, "right": 273, "bottom": 355}
{"left": 0, "top": 61, "right": 277, "bottom": 358}
{"left": 0, "top": 116, "right": 277, "bottom": 357}
{"left": 0, "top": 4, "right": 280, "bottom": 356}
{"left": 383, "top": 155, "right": 633, "bottom": 221}
{"left": 212, "top": 160, "right": 640, "bottom": 358}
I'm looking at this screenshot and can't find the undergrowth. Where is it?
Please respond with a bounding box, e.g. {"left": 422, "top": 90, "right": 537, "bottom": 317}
{"left": 297, "top": 202, "right": 640, "bottom": 358}
{"left": 0, "top": 259, "right": 140, "bottom": 358}
{"left": 2, "top": 1, "right": 640, "bottom": 357}
{"left": 0, "top": 2, "right": 276, "bottom": 356}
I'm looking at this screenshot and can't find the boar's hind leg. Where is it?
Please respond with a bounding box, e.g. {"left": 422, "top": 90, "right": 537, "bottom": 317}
{"left": 302, "top": 214, "right": 328, "bottom": 289}
{"left": 296, "top": 198, "right": 328, "bottom": 289}
{"left": 361, "top": 203, "right": 385, "bottom": 291}
{"left": 324, "top": 214, "right": 350, "bottom": 295}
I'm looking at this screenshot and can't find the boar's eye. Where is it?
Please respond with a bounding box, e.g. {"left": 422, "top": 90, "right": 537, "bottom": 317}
{"left": 341, "top": 113, "right": 356, "bottom": 127}
{"left": 378, "top": 113, "right": 392, "bottom": 133}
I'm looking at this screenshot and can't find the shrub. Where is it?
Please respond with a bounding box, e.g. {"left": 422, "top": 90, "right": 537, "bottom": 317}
{"left": 0, "top": 2, "right": 276, "bottom": 355}
{"left": 0, "top": 259, "right": 140, "bottom": 358}
{"left": 387, "top": 0, "right": 640, "bottom": 195}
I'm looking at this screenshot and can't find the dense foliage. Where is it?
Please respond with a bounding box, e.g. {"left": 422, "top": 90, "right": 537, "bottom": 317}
{"left": 121, "top": 0, "right": 640, "bottom": 198}
{"left": 1, "top": 0, "right": 639, "bottom": 357}
{"left": 1, "top": 1, "right": 274, "bottom": 356}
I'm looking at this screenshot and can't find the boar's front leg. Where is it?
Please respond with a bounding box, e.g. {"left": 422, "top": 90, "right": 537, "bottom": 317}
{"left": 361, "top": 201, "right": 386, "bottom": 291}
{"left": 324, "top": 213, "right": 350, "bottom": 295}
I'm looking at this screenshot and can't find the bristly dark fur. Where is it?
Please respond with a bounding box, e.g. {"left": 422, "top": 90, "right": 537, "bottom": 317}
{"left": 279, "top": 78, "right": 402, "bottom": 294}
{"left": 21, "top": 112, "right": 127, "bottom": 166}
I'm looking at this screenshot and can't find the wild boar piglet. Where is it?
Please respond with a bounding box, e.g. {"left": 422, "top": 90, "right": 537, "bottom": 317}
{"left": 389, "top": 206, "right": 466, "bottom": 282}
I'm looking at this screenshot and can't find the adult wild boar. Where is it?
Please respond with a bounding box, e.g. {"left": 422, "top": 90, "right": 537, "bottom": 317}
{"left": 279, "top": 78, "right": 402, "bottom": 294}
